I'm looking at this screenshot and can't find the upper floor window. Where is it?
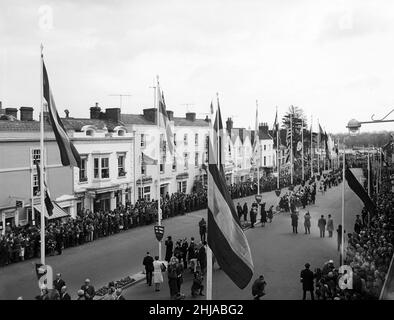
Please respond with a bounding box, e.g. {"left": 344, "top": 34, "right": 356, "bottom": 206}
{"left": 79, "top": 157, "right": 88, "bottom": 182}
{"left": 118, "top": 154, "right": 126, "bottom": 177}
{"left": 205, "top": 135, "right": 209, "bottom": 149}
{"left": 195, "top": 152, "right": 199, "bottom": 167}
{"left": 264, "top": 144, "right": 266, "bottom": 151}
{"left": 93, "top": 157, "right": 109, "bottom": 179}
{"left": 172, "top": 155, "right": 177, "bottom": 171}
{"left": 86, "top": 129, "right": 94, "bottom": 136}
{"left": 184, "top": 153, "right": 189, "bottom": 170}
{"left": 184, "top": 134, "right": 188, "bottom": 146}
{"left": 32, "top": 174, "right": 39, "bottom": 196}
{"left": 141, "top": 134, "right": 146, "bottom": 148}
{"left": 32, "top": 149, "right": 40, "bottom": 166}
{"left": 174, "top": 133, "right": 177, "bottom": 146}
{"left": 195, "top": 133, "right": 199, "bottom": 146}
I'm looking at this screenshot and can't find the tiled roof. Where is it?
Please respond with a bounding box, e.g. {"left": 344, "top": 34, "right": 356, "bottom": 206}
{"left": 121, "top": 114, "right": 155, "bottom": 125}
{"left": 173, "top": 117, "right": 209, "bottom": 127}
{"left": 62, "top": 118, "right": 121, "bottom": 131}
{"left": 259, "top": 131, "right": 273, "bottom": 140}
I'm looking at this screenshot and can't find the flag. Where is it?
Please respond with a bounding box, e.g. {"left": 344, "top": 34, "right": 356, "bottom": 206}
{"left": 345, "top": 166, "right": 376, "bottom": 215}
{"left": 318, "top": 124, "right": 325, "bottom": 144}
{"left": 158, "top": 91, "right": 175, "bottom": 155}
{"left": 208, "top": 105, "right": 254, "bottom": 289}
{"left": 325, "top": 131, "right": 330, "bottom": 160}
{"left": 35, "top": 161, "right": 54, "bottom": 216}
{"left": 213, "top": 101, "right": 225, "bottom": 174}
{"left": 141, "top": 152, "right": 158, "bottom": 165}
{"left": 272, "top": 109, "right": 279, "bottom": 148}
{"left": 42, "top": 60, "right": 81, "bottom": 168}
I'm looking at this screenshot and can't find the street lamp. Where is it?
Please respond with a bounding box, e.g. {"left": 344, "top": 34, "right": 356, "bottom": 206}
{"left": 346, "top": 108, "right": 394, "bottom": 135}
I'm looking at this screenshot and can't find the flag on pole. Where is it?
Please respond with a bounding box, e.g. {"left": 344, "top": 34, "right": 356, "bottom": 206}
{"left": 42, "top": 60, "right": 81, "bottom": 168}
{"left": 325, "top": 131, "right": 331, "bottom": 160}
{"left": 141, "top": 152, "right": 158, "bottom": 165}
{"left": 35, "top": 161, "right": 54, "bottom": 216}
{"left": 345, "top": 166, "right": 376, "bottom": 215}
{"left": 158, "top": 91, "right": 175, "bottom": 155}
{"left": 251, "top": 101, "right": 259, "bottom": 165}
{"left": 272, "top": 109, "right": 279, "bottom": 148}
{"left": 213, "top": 100, "right": 225, "bottom": 173}
{"left": 207, "top": 106, "right": 254, "bottom": 289}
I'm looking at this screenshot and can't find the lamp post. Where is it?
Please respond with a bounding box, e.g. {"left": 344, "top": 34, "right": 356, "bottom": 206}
{"left": 346, "top": 108, "right": 394, "bottom": 135}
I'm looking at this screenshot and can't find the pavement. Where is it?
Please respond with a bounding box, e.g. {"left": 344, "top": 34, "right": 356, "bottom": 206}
{"left": 0, "top": 169, "right": 364, "bottom": 300}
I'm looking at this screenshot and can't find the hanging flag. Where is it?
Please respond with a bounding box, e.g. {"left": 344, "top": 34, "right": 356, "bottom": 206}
{"left": 251, "top": 102, "right": 259, "bottom": 165}
{"left": 213, "top": 100, "right": 225, "bottom": 174}
{"left": 208, "top": 105, "right": 254, "bottom": 289}
{"left": 141, "top": 152, "right": 158, "bottom": 165}
{"left": 272, "top": 109, "right": 279, "bottom": 148}
{"left": 318, "top": 124, "right": 325, "bottom": 144}
{"left": 325, "top": 131, "right": 331, "bottom": 160}
{"left": 345, "top": 166, "right": 376, "bottom": 215}
{"left": 35, "top": 161, "right": 54, "bottom": 216}
{"left": 158, "top": 91, "right": 175, "bottom": 155}
{"left": 42, "top": 60, "right": 81, "bottom": 168}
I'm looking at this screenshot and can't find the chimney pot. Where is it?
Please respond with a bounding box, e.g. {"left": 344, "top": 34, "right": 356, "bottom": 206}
{"left": 186, "top": 112, "right": 196, "bottom": 122}
{"left": 105, "top": 108, "right": 121, "bottom": 123}
{"left": 5, "top": 107, "right": 18, "bottom": 118}
{"left": 143, "top": 108, "right": 157, "bottom": 123}
{"left": 90, "top": 103, "right": 102, "bottom": 119}
{"left": 64, "top": 109, "right": 70, "bottom": 118}
{"left": 19, "top": 107, "right": 34, "bottom": 121}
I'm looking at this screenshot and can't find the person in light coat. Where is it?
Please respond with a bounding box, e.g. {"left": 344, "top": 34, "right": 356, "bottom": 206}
{"left": 326, "top": 214, "right": 334, "bottom": 238}
{"left": 153, "top": 255, "right": 165, "bottom": 292}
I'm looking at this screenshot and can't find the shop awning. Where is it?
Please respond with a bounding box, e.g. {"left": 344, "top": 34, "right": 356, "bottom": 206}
{"left": 34, "top": 201, "right": 70, "bottom": 220}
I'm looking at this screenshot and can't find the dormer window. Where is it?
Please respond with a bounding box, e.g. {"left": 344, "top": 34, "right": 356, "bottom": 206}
{"left": 118, "top": 130, "right": 125, "bottom": 136}
{"left": 86, "top": 129, "right": 94, "bottom": 136}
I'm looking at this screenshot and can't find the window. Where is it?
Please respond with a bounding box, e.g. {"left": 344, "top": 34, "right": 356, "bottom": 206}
{"left": 101, "top": 158, "right": 109, "bottom": 178}
{"left": 205, "top": 151, "right": 208, "bottom": 163}
{"left": 141, "top": 163, "right": 146, "bottom": 175}
{"left": 117, "top": 130, "right": 125, "bottom": 136}
{"left": 118, "top": 154, "right": 126, "bottom": 177}
{"left": 264, "top": 144, "right": 266, "bottom": 151}
{"left": 264, "top": 156, "right": 266, "bottom": 166}
{"left": 33, "top": 174, "right": 39, "bottom": 196}
{"left": 138, "top": 186, "right": 151, "bottom": 201}
{"left": 79, "top": 158, "right": 87, "bottom": 182}
{"left": 160, "top": 155, "right": 165, "bottom": 174}
{"left": 174, "top": 133, "right": 176, "bottom": 146}
{"left": 86, "top": 129, "right": 94, "bottom": 136}
{"left": 141, "top": 134, "right": 146, "bottom": 148}
{"left": 195, "top": 133, "right": 199, "bottom": 146}
{"left": 184, "top": 134, "right": 188, "bottom": 146}
{"left": 205, "top": 135, "right": 209, "bottom": 149}
{"left": 172, "top": 155, "right": 177, "bottom": 171}
{"left": 184, "top": 153, "right": 189, "bottom": 170}
{"left": 32, "top": 149, "right": 40, "bottom": 166}
{"left": 195, "top": 152, "right": 199, "bottom": 167}
{"left": 177, "top": 181, "right": 187, "bottom": 193}
{"left": 94, "top": 158, "right": 99, "bottom": 179}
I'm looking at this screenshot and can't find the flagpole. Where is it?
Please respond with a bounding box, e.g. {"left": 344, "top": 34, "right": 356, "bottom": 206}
{"left": 310, "top": 115, "right": 313, "bottom": 178}
{"left": 256, "top": 100, "right": 260, "bottom": 195}
{"left": 155, "top": 76, "right": 162, "bottom": 261}
{"left": 367, "top": 151, "right": 370, "bottom": 229}
{"left": 317, "top": 119, "right": 320, "bottom": 174}
{"left": 40, "top": 44, "right": 46, "bottom": 266}
{"left": 301, "top": 118, "right": 304, "bottom": 181}
{"left": 341, "top": 143, "right": 345, "bottom": 265}
{"left": 290, "top": 112, "right": 293, "bottom": 185}
{"left": 276, "top": 107, "right": 280, "bottom": 189}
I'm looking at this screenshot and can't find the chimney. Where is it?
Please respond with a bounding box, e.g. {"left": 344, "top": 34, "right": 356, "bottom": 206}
{"left": 239, "top": 128, "right": 245, "bottom": 142}
{"left": 90, "top": 102, "right": 101, "bottom": 119}
{"left": 259, "top": 122, "right": 269, "bottom": 137}
{"left": 186, "top": 112, "right": 196, "bottom": 122}
{"left": 105, "top": 108, "right": 121, "bottom": 122}
{"left": 166, "top": 110, "right": 174, "bottom": 121}
{"left": 64, "top": 109, "right": 70, "bottom": 118}
{"left": 143, "top": 108, "right": 157, "bottom": 123}
{"left": 5, "top": 107, "right": 17, "bottom": 118}
{"left": 205, "top": 115, "right": 209, "bottom": 122}
{"left": 0, "top": 101, "right": 3, "bottom": 114}
{"left": 226, "top": 117, "right": 233, "bottom": 133}
{"left": 19, "top": 107, "right": 34, "bottom": 121}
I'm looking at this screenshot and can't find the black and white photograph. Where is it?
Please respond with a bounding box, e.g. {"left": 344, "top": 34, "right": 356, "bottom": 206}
{"left": 0, "top": 0, "right": 394, "bottom": 308}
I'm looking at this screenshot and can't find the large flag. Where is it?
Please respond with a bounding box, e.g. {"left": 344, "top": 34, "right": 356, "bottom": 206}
{"left": 272, "top": 109, "right": 279, "bottom": 148}
{"left": 345, "top": 166, "right": 376, "bottom": 215}
{"left": 35, "top": 161, "right": 54, "bottom": 216}
{"left": 325, "top": 131, "right": 331, "bottom": 160}
{"left": 207, "top": 105, "right": 254, "bottom": 289}
{"left": 158, "top": 91, "right": 175, "bottom": 155}
{"left": 42, "top": 60, "right": 81, "bottom": 168}
{"left": 141, "top": 152, "right": 158, "bottom": 165}
{"left": 213, "top": 101, "right": 225, "bottom": 173}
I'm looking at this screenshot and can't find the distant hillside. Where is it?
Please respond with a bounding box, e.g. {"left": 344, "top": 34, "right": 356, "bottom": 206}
{"left": 332, "top": 131, "right": 393, "bottom": 148}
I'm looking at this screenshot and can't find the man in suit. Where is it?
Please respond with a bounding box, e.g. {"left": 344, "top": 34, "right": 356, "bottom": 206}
{"left": 60, "top": 286, "right": 71, "bottom": 300}
{"left": 81, "top": 278, "right": 95, "bottom": 300}
{"left": 165, "top": 236, "right": 173, "bottom": 262}
{"left": 300, "top": 263, "right": 315, "bottom": 300}
{"left": 53, "top": 273, "right": 66, "bottom": 294}
{"left": 236, "top": 203, "right": 243, "bottom": 221}
{"left": 199, "top": 218, "right": 207, "bottom": 242}
{"left": 318, "top": 215, "right": 327, "bottom": 238}
{"left": 143, "top": 252, "right": 154, "bottom": 286}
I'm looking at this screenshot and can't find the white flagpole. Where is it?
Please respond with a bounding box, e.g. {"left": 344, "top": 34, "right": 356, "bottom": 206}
{"left": 256, "top": 100, "right": 260, "bottom": 195}
{"left": 317, "top": 119, "right": 320, "bottom": 174}
{"left": 276, "top": 107, "right": 280, "bottom": 189}
{"left": 367, "top": 151, "right": 371, "bottom": 229}
{"left": 301, "top": 118, "right": 304, "bottom": 181}
{"left": 341, "top": 144, "right": 345, "bottom": 265}
{"left": 40, "top": 44, "right": 46, "bottom": 266}
{"left": 290, "top": 112, "right": 293, "bottom": 185}
{"left": 310, "top": 115, "right": 313, "bottom": 178}
{"left": 155, "top": 76, "right": 162, "bottom": 260}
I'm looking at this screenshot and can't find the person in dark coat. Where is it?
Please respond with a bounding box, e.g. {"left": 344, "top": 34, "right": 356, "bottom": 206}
{"left": 291, "top": 212, "right": 298, "bottom": 234}
{"left": 260, "top": 203, "right": 267, "bottom": 227}
{"left": 242, "top": 203, "right": 248, "bottom": 222}
{"left": 236, "top": 203, "right": 243, "bottom": 221}
{"left": 199, "top": 218, "right": 207, "bottom": 242}
{"left": 165, "top": 236, "right": 173, "bottom": 262}
{"left": 53, "top": 273, "right": 66, "bottom": 294}
{"left": 198, "top": 242, "right": 207, "bottom": 274}
{"left": 80, "top": 279, "right": 95, "bottom": 300}
{"left": 143, "top": 252, "right": 154, "bottom": 286}
{"left": 300, "top": 263, "right": 314, "bottom": 300}
{"left": 354, "top": 215, "right": 362, "bottom": 234}
{"left": 60, "top": 286, "right": 71, "bottom": 300}
{"left": 318, "top": 215, "right": 326, "bottom": 238}
{"left": 252, "top": 275, "right": 267, "bottom": 300}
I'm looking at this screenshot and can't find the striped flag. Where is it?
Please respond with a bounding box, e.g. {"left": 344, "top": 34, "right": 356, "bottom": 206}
{"left": 42, "top": 60, "right": 81, "bottom": 168}
{"left": 158, "top": 91, "right": 175, "bottom": 155}
{"left": 207, "top": 104, "right": 254, "bottom": 289}
{"left": 213, "top": 100, "right": 225, "bottom": 174}
{"left": 35, "top": 161, "right": 54, "bottom": 216}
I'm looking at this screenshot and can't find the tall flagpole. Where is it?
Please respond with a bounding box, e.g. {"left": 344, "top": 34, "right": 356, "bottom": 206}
{"left": 341, "top": 143, "right": 345, "bottom": 265}
{"left": 317, "top": 119, "right": 320, "bottom": 174}
{"left": 310, "top": 115, "right": 313, "bottom": 178}
{"left": 40, "top": 44, "right": 46, "bottom": 266}
{"left": 156, "top": 76, "right": 162, "bottom": 260}
{"left": 256, "top": 100, "right": 260, "bottom": 195}
{"left": 276, "top": 107, "right": 280, "bottom": 189}
{"left": 301, "top": 118, "right": 304, "bottom": 181}
{"left": 290, "top": 112, "right": 293, "bottom": 185}
{"left": 367, "top": 151, "right": 371, "bottom": 229}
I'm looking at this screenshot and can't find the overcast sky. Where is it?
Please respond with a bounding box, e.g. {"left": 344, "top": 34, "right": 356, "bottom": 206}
{"left": 1, "top": 0, "right": 394, "bottom": 133}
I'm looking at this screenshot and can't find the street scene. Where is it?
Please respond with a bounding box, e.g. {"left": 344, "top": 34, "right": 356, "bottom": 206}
{"left": 1, "top": 0, "right": 394, "bottom": 303}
